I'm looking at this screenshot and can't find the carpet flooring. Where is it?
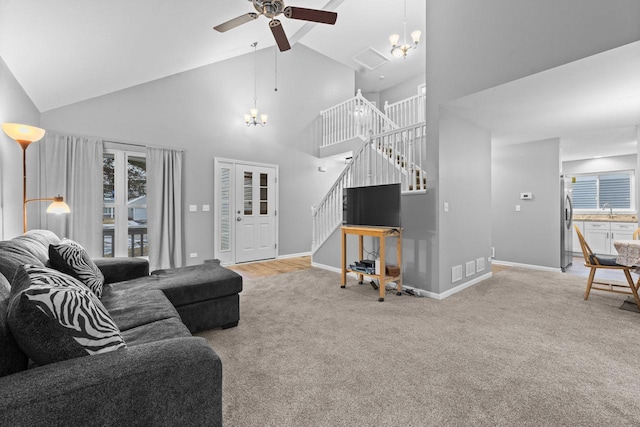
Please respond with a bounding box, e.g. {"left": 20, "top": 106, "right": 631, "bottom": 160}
{"left": 197, "top": 267, "right": 640, "bottom": 426}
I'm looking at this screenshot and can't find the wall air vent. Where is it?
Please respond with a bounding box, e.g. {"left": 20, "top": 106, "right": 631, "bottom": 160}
{"left": 452, "top": 265, "right": 463, "bottom": 283}
{"left": 352, "top": 47, "right": 390, "bottom": 71}
{"left": 466, "top": 261, "right": 476, "bottom": 277}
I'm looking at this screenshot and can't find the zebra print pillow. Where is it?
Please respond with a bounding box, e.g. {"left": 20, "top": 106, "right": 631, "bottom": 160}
{"left": 6, "top": 265, "right": 126, "bottom": 366}
{"left": 49, "top": 238, "right": 105, "bottom": 298}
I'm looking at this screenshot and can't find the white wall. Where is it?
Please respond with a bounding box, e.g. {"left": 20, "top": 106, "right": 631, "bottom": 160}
{"left": 0, "top": 57, "right": 41, "bottom": 239}
{"left": 563, "top": 154, "right": 636, "bottom": 176}
{"left": 40, "top": 44, "right": 354, "bottom": 264}
{"left": 492, "top": 138, "right": 561, "bottom": 269}
{"left": 379, "top": 73, "right": 426, "bottom": 106}
{"left": 439, "top": 108, "right": 492, "bottom": 292}
{"left": 425, "top": 0, "right": 640, "bottom": 293}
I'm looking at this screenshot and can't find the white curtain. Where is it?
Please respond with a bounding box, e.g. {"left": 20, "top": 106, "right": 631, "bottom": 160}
{"left": 146, "top": 147, "right": 184, "bottom": 271}
{"left": 38, "top": 133, "right": 103, "bottom": 256}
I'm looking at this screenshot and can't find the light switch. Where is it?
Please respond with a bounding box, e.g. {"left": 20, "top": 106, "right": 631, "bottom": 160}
{"left": 202, "top": 205, "right": 210, "bottom": 212}
{"left": 515, "top": 205, "right": 521, "bottom": 212}
{"left": 189, "top": 205, "right": 197, "bottom": 212}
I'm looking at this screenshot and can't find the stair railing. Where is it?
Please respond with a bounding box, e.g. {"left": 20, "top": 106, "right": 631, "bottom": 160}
{"left": 312, "top": 122, "right": 427, "bottom": 253}
{"left": 384, "top": 93, "right": 426, "bottom": 128}
{"left": 370, "top": 122, "right": 427, "bottom": 192}
{"left": 320, "top": 89, "right": 397, "bottom": 148}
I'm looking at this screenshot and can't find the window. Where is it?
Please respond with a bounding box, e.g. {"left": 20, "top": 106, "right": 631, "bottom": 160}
{"left": 572, "top": 171, "right": 634, "bottom": 211}
{"left": 103, "top": 150, "right": 147, "bottom": 257}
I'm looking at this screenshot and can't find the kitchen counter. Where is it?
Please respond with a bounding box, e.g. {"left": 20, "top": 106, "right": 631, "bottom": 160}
{"left": 573, "top": 214, "right": 637, "bottom": 223}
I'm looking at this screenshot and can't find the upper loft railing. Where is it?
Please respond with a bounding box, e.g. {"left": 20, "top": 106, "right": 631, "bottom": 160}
{"left": 320, "top": 89, "right": 397, "bottom": 148}
{"left": 384, "top": 93, "right": 426, "bottom": 128}
{"left": 312, "top": 122, "right": 427, "bottom": 253}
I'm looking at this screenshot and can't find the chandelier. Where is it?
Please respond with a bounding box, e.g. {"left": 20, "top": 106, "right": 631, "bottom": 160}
{"left": 389, "top": 0, "right": 421, "bottom": 59}
{"left": 245, "top": 42, "right": 268, "bottom": 126}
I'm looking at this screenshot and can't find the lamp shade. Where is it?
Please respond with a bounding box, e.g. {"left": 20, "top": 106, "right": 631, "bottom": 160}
{"left": 2, "top": 123, "right": 45, "bottom": 143}
{"left": 411, "top": 30, "right": 422, "bottom": 44}
{"left": 46, "top": 196, "right": 71, "bottom": 214}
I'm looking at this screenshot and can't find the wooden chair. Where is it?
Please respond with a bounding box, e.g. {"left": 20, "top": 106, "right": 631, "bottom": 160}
{"left": 574, "top": 224, "right": 640, "bottom": 309}
{"left": 633, "top": 227, "right": 640, "bottom": 240}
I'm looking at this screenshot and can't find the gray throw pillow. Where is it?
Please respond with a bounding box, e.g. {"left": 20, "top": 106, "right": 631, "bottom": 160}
{"left": 49, "top": 238, "right": 105, "bottom": 298}
{"left": 7, "top": 265, "right": 126, "bottom": 366}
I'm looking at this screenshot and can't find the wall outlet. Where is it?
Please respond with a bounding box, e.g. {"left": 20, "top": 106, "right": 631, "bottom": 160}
{"left": 189, "top": 205, "right": 197, "bottom": 212}
{"left": 190, "top": 252, "right": 198, "bottom": 258}
{"left": 202, "top": 205, "right": 210, "bottom": 212}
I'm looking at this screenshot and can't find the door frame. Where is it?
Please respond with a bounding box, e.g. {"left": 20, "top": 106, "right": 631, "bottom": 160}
{"left": 214, "top": 157, "right": 279, "bottom": 265}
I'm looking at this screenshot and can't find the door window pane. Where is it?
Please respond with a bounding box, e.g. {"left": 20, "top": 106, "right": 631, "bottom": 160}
{"left": 244, "top": 172, "right": 253, "bottom": 215}
{"left": 260, "top": 173, "right": 268, "bottom": 215}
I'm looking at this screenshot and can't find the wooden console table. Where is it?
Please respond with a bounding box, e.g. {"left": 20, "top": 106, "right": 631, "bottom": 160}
{"left": 340, "top": 225, "right": 402, "bottom": 302}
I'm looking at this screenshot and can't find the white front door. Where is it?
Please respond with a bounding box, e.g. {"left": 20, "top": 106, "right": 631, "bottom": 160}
{"left": 234, "top": 164, "right": 277, "bottom": 263}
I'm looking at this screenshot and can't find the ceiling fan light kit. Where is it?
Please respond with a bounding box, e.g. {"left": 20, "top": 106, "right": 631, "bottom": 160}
{"left": 390, "top": 0, "right": 422, "bottom": 59}
{"left": 213, "top": 0, "right": 338, "bottom": 52}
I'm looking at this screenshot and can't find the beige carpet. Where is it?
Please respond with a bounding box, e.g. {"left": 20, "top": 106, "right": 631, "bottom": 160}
{"left": 198, "top": 267, "right": 640, "bottom": 426}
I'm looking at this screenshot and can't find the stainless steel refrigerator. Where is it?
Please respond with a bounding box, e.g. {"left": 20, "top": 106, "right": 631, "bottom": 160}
{"left": 560, "top": 175, "right": 574, "bottom": 271}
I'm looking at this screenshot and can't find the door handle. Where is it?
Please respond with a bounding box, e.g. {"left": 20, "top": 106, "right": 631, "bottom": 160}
{"left": 237, "top": 217, "right": 242, "bottom": 222}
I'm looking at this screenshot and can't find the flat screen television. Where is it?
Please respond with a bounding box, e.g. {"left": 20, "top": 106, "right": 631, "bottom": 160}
{"left": 343, "top": 183, "right": 401, "bottom": 227}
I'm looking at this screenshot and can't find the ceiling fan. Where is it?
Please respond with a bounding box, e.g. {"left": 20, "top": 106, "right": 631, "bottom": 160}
{"left": 213, "top": 0, "right": 338, "bottom": 52}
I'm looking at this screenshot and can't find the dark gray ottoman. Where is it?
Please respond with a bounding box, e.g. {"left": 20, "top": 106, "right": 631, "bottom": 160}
{"left": 150, "top": 262, "right": 243, "bottom": 333}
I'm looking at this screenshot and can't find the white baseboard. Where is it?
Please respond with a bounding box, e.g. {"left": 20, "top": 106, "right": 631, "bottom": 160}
{"left": 423, "top": 272, "right": 493, "bottom": 300}
{"left": 278, "top": 251, "right": 311, "bottom": 260}
{"left": 311, "top": 262, "right": 492, "bottom": 300}
{"left": 492, "top": 259, "right": 562, "bottom": 273}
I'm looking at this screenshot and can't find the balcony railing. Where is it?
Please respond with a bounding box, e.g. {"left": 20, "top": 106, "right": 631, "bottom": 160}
{"left": 103, "top": 225, "right": 148, "bottom": 257}
{"left": 384, "top": 93, "right": 426, "bottom": 128}
{"left": 320, "top": 89, "right": 397, "bottom": 147}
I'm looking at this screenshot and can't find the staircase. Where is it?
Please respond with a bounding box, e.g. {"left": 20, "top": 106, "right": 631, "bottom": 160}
{"left": 312, "top": 90, "right": 427, "bottom": 253}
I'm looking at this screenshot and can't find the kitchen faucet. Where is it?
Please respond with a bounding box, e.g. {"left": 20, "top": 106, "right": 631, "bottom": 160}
{"left": 602, "top": 203, "right": 613, "bottom": 218}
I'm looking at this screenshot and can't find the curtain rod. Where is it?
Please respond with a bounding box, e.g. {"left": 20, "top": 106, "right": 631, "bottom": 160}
{"left": 43, "top": 129, "right": 183, "bottom": 152}
{"left": 104, "top": 139, "right": 183, "bottom": 152}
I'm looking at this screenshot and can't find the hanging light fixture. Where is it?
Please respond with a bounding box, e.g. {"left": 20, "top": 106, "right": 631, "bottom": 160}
{"left": 244, "top": 42, "right": 268, "bottom": 127}
{"left": 389, "top": 0, "right": 421, "bottom": 59}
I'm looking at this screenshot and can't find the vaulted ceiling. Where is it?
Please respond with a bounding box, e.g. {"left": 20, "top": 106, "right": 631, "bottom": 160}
{"left": 0, "top": 0, "right": 426, "bottom": 112}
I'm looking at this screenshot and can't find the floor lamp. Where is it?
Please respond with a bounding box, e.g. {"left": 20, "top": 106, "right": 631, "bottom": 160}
{"left": 1, "top": 123, "right": 70, "bottom": 233}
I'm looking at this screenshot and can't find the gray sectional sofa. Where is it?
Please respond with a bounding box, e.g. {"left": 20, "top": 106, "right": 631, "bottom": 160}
{"left": 0, "top": 229, "right": 243, "bottom": 426}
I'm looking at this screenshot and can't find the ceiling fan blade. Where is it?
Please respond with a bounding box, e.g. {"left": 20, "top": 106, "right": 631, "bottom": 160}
{"left": 284, "top": 6, "right": 337, "bottom": 25}
{"left": 269, "top": 19, "right": 291, "bottom": 52}
{"left": 213, "top": 12, "right": 259, "bottom": 32}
